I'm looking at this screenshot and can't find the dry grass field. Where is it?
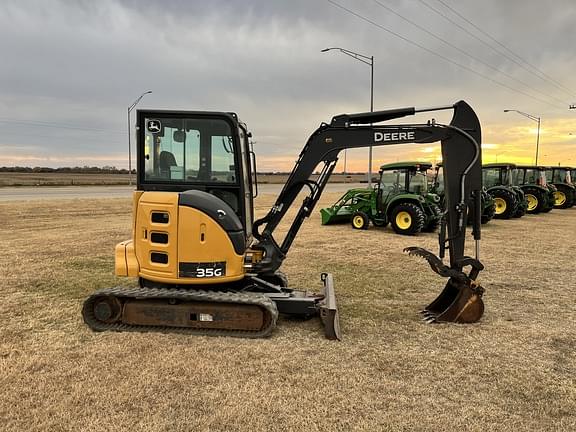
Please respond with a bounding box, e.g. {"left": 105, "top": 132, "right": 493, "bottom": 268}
{"left": 1, "top": 192, "right": 575, "bottom": 431}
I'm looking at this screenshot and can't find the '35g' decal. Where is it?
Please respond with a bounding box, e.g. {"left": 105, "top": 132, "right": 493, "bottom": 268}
{"left": 179, "top": 262, "right": 226, "bottom": 278}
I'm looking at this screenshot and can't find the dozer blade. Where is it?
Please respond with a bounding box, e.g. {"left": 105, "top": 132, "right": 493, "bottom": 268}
{"left": 265, "top": 272, "right": 342, "bottom": 340}
{"left": 319, "top": 273, "right": 341, "bottom": 340}
{"left": 404, "top": 247, "right": 485, "bottom": 324}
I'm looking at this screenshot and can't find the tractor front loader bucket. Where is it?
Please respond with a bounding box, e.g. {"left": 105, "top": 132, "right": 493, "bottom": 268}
{"left": 320, "top": 207, "right": 343, "bottom": 225}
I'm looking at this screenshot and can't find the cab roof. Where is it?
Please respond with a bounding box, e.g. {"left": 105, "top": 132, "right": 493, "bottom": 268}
{"left": 482, "top": 163, "right": 517, "bottom": 169}
{"left": 379, "top": 161, "right": 432, "bottom": 171}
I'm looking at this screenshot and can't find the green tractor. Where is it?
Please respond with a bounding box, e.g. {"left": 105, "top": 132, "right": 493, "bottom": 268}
{"left": 429, "top": 163, "right": 495, "bottom": 224}
{"left": 320, "top": 162, "right": 442, "bottom": 235}
{"left": 513, "top": 165, "right": 556, "bottom": 214}
{"left": 482, "top": 163, "right": 527, "bottom": 219}
{"left": 544, "top": 166, "right": 576, "bottom": 209}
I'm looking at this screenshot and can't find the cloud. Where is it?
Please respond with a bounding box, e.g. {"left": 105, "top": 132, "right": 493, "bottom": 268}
{"left": 0, "top": 0, "right": 575, "bottom": 169}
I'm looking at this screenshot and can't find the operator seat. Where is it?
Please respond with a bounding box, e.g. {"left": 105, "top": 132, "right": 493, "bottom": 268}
{"left": 159, "top": 151, "right": 177, "bottom": 178}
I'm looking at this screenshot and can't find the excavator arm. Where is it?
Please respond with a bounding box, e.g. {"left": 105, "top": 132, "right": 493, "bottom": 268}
{"left": 253, "top": 101, "right": 481, "bottom": 269}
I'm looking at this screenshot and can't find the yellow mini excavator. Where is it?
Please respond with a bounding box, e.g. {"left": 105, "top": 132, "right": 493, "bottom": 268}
{"left": 82, "top": 101, "right": 486, "bottom": 339}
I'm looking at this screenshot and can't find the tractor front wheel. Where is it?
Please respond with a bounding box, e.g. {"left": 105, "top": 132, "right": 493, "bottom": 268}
{"left": 422, "top": 203, "right": 441, "bottom": 232}
{"left": 553, "top": 185, "right": 575, "bottom": 209}
{"left": 390, "top": 203, "right": 425, "bottom": 235}
{"left": 490, "top": 189, "right": 517, "bottom": 219}
{"left": 523, "top": 188, "right": 544, "bottom": 214}
{"left": 351, "top": 211, "right": 370, "bottom": 230}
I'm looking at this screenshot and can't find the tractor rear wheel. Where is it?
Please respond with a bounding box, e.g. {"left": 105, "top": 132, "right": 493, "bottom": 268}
{"left": 351, "top": 211, "right": 370, "bottom": 230}
{"left": 390, "top": 203, "right": 425, "bottom": 235}
{"left": 490, "top": 189, "right": 517, "bottom": 219}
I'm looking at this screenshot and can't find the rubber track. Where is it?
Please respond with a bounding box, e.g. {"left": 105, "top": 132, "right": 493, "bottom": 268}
{"left": 82, "top": 286, "right": 279, "bottom": 338}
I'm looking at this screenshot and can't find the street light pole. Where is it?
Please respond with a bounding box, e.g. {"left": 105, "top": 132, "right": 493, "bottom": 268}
{"left": 503, "top": 109, "right": 541, "bottom": 165}
{"left": 322, "top": 47, "right": 374, "bottom": 186}
{"left": 128, "top": 90, "right": 152, "bottom": 185}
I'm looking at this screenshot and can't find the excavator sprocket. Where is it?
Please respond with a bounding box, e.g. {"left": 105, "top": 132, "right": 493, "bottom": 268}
{"left": 404, "top": 247, "right": 485, "bottom": 324}
{"left": 82, "top": 286, "right": 278, "bottom": 338}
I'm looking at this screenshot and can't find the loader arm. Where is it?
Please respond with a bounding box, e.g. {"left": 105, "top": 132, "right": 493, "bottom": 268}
{"left": 252, "top": 100, "right": 482, "bottom": 277}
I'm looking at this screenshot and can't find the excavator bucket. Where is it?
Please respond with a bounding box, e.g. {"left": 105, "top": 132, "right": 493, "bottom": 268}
{"left": 404, "top": 247, "right": 485, "bottom": 324}
{"left": 421, "top": 278, "right": 484, "bottom": 323}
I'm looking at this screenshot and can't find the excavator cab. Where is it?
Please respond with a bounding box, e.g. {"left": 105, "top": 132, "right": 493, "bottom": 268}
{"left": 139, "top": 113, "right": 254, "bottom": 231}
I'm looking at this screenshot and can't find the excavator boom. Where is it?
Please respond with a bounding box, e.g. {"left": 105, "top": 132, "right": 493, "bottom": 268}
{"left": 251, "top": 100, "right": 484, "bottom": 324}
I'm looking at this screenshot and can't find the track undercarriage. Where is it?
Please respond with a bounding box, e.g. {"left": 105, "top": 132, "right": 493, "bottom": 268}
{"left": 83, "top": 273, "right": 340, "bottom": 339}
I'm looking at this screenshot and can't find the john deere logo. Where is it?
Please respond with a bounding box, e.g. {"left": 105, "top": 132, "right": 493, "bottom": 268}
{"left": 374, "top": 131, "right": 415, "bottom": 142}
{"left": 147, "top": 120, "right": 161, "bottom": 133}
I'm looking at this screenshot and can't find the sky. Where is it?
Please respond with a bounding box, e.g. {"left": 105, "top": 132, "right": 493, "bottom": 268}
{"left": 0, "top": 0, "right": 575, "bottom": 171}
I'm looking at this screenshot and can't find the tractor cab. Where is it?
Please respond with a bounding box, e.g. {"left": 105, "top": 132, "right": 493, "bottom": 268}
{"left": 513, "top": 166, "right": 556, "bottom": 214}
{"left": 136, "top": 110, "right": 257, "bottom": 237}
{"left": 482, "top": 163, "right": 515, "bottom": 188}
{"left": 482, "top": 163, "right": 527, "bottom": 219}
{"left": 544, "top": 166, "right": 576, "bottom": 208}
{"left": 378, "top": 162, "right": 435, "bottom": 202}
{"left": 515, "top": 166, "right": 548, "bottom": 188}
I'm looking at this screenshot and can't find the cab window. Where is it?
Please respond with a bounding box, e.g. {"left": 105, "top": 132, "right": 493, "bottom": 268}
{"left": 482, "top": 168, "right": 500, "bottom": 188}
{"left": 143, "top": 117, "right": 237, "bottom": 184}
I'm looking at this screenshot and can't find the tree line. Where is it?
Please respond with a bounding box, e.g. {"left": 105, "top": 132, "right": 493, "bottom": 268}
{"left": 1, "top": 166, "right": 367, "bottom": 175}
{"left": 0, "top": 166, "right": 133, "bottom": 174}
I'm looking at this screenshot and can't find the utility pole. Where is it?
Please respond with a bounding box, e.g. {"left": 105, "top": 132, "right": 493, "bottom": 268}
{"left": 322, "top": 47, "right": 374, "bottom": 186}
{"left": 127, "top": 90, "right": 152, "bottom": 185}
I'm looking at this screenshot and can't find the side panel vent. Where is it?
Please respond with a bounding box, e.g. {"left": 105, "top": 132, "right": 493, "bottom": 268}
{"left": 150, "top": 232, "right": 168, "bottom": 244}
{"left": 150, "top": 252, "right": 168, "bottom": 264}
{"left": 151, "top": 212, "right": 169, "bottom": 224}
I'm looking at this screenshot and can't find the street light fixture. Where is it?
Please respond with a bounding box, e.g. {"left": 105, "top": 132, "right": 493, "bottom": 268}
{"left": 322, "top": 47, "right": 374, "bottom": 186}
{"left": 128, "top": 90, "right": 152, "bottom": 185}
{"left": 504, "top": 109, "right": 541, "bottom": 165}
{"left": 569, "top": 104, "right": 575, "bottom": 109}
